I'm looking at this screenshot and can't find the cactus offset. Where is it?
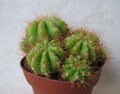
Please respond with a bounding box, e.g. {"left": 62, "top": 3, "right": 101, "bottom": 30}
{"left": 64, "top": 29, "right": 106, "bottom": 65}
{"left": 62, "top": 55, "right": 91, "bottom": 83}
{"left": 21, "top": 17, "right": 69, "bottom": 53}
{"left": 26, "top": 40, "right": 64, "bottom": 77}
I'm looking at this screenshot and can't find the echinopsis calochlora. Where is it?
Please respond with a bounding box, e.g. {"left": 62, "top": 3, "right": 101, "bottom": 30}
{"left": 21, "top": 17, "right": 107, "bottom": 83}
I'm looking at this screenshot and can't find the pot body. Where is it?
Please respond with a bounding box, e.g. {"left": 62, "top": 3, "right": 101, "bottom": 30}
{"left": 20, "top": 57, "right": 103, "bottom": 94}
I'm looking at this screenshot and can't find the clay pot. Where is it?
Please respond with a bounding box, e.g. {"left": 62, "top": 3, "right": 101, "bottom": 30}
{"left": 20, "top": 57, "right": 103, "bottom": 94}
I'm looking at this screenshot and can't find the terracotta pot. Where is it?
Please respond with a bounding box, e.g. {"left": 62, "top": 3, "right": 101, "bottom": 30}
{"left": 20, "top": 57, "right": 104, "bottom": 94}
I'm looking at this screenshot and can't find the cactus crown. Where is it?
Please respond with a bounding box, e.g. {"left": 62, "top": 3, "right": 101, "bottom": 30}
{"left": 27, "top": 40, "right": 64, "bottom": 77}
{"left": 21, "top": 17, "right": 69, "bottom": 53}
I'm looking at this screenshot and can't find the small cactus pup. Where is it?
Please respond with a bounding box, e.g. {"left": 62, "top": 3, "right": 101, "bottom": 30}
{"left": 26, "top": 40, "right": 64, "bottom": 77}
{"left": 61, "top": 55, "right": 91, "bottom": 83}
{"left": 21, "top": 16, "right": 69, "bottom": 53}
{"left": 64, "top": 29, "right": 107, "bottom": 66}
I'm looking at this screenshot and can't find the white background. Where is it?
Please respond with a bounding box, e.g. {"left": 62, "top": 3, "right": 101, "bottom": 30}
{"left": 0, "top": 0, "right": 120, "bottom": 94}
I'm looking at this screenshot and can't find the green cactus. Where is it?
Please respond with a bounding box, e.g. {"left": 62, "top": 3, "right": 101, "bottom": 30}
{"left": 26, "top": 40, "right": 64, "bottom": 77}
{"left": 62, "top": 55, "right": 91, "bottom": 83}
{"left": 64, "top": 29, "right": 106, "bottom": 65}
{"left": 20, "top": 15, "right": 107, "bottom": 83}
{"left": 21, "top": 17, "right": 69, "bottom": 53}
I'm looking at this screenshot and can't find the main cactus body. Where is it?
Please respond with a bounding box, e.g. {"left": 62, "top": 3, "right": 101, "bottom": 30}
{"left": 62, "top": 55, "right": 91, "bottom": 83}
{"left": 21, "top": 17, "right": 69, "bottom": 53}
{"left": 27, "top": 40, "right": 64, "bottom": 77}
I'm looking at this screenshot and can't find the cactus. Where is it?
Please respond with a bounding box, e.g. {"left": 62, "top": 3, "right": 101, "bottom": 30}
{"left": 62, "top": 55, "right": 91, "bottom": 83}
{"left": 20, "top": 16, "right": 107, "bottom": 83}
{"left": 64, "top": 29, "right": 106, "bottom": 65}
{"left": 26, "top": 40, "right": 64, "bottom": 77}
{"left": 64, "top": 30, "right": 99, "bottom": 50}
{"left": 21, "top": 17, "right": 69, "bottom": 53}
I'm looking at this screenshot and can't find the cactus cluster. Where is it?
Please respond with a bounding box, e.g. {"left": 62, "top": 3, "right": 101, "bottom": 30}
{"left": 21, "top": 16, "right": 107, "bottom": 83}
{"left": 21, "top": 17, "right": 69, "bottom": 53}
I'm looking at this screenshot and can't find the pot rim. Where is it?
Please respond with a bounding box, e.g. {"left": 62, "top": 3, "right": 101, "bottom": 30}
{"left": 20, "top": 57, "right": 104, "bottom": 84}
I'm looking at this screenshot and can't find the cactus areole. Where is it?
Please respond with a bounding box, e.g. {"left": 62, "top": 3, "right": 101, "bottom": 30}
{"left": 20, "top": 16, "right": 107, "bottom": 94}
